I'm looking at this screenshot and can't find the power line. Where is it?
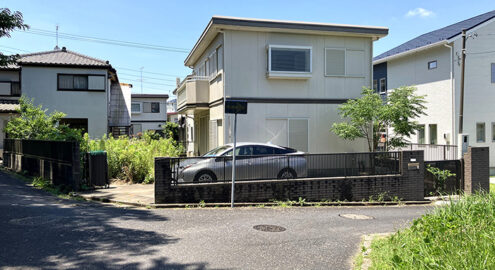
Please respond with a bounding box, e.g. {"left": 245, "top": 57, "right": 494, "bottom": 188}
{"left": 0, "top": 45, "right": 186, "bottom": 82}
{"left": 115, "top": 66, "right": 183, "bottom": 78}
{"left": 119, "top": 77, "right": 176, "bottom": 87}
{"left": 118, "top": 72, "right": 177, "bottom": 82}
{"left": 17, "top": 28, "right": 190, "bottom": 53}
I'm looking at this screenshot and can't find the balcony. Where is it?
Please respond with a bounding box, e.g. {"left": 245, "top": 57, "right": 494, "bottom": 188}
{"left": 176, "top": 76, "right": 210, "bottom": 113}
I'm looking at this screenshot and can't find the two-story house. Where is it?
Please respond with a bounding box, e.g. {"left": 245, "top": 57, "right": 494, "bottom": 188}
{"left": 130, "top": 94, "right": 168, "bottom": 135}
{"left": 373, "top": 10, "right": 495, "bottom": 174}
{"left": 0, "top": 47, "right": 131, "bottom": 146}
{"left": 174, "top": 16, "right": 388, "bottom": 156}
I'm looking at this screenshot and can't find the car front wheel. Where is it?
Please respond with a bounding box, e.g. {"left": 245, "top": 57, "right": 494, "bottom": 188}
{"left": 194, "top": 171, "right": 217, "bottom": 183}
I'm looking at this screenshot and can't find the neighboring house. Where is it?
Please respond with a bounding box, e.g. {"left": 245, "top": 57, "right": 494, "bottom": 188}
{"left": 0, "top": 47, "right": 130, "bottom": 143}
{"left": 130, "top": 94, "right": 168, "bottom": 135}
{"left": 174, "top": 16, "right": 388, "bottom": 156}
{"left": 166, "top": 98, "right": 179, "bottom": 123}
{"left": 373, "top": 10, "right": 495, "bottom": 174}
{"left": 108, "top": 82, "right": 132, "bottom": 137}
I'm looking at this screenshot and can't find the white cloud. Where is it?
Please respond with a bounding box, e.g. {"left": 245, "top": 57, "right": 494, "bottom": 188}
{"left": 405, "top": 8, "right": 435, "bottom": 18}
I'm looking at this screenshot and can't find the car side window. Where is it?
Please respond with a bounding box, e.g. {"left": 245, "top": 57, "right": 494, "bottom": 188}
{"left": 274, "top": 148, "right": 289, "bottom": 154}
{"left": 254, "top": 146, "right": 274, "bottom": 155}
{"left": 238, "top": 146, "right": 253, "bottom": 156}
{"left": 223, "top": 146, "right": 253, "bottom": 156}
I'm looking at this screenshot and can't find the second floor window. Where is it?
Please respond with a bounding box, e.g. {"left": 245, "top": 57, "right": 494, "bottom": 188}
{"left": 131, "top": 103, "right": 141, "bottom": 113}
{"left": 58, "top": 74, "right": 105, "bottom": 91}
{"left": 0, "top": 81, "right": 20, "bottom": 96}
{"left": 143, "top": 102, "right": 160, "bottom": 113}
{"left": 268, "top": 45, "right": 311, "bottom": 73}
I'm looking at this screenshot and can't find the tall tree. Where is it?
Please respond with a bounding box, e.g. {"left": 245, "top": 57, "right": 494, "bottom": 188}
{"left": 0, "top": 8, "right": 29, "bottom": 66}
{"left": 331, "top": 86, "right": 426, "bottom": 151}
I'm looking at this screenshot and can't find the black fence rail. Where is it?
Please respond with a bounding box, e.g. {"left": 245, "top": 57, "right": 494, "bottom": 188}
{"left": 3, "top": 138, "right": 81, "bottom": 189}
{"left": 168, "top": 152, "right": 401, "bottom": 185}
{"left": 395, "top": 143, "right": 457, "bottom": 161}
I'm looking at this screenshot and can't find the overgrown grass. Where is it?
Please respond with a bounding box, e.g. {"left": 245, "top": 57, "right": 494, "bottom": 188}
{"left": 82, "top": 132, "right": 181, "bottom": 183}
{"left": 367, "top": 192, "right": 495, "bottom": 269}
{"left": 491, "top": 183, "right": 495, "bottom": 193}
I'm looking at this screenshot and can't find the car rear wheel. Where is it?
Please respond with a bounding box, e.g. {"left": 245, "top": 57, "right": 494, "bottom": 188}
{"left": 277, "top": 168, "right": 297, "bottom": 179}
{"left": 194, "top": 171, "right": 217, "bottom": 183}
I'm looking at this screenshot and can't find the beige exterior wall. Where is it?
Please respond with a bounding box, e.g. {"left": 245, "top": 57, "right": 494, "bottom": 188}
{"left": 21, "top": 66, "right": 108, "bottom": 138}
{"left": 387, "top": 45, "right": 454, "bottom": 145}
{"left": 221, "top": 30, "right": 371, "bottom": 153}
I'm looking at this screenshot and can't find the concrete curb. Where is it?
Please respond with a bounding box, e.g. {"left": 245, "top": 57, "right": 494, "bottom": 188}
{"left": 75, "top": 194, "right": 432, "bottom": 209}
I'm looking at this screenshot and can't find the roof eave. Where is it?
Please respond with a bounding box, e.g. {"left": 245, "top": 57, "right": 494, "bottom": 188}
{"left": 373, "top": 40, "right": 447, "bottom": 65}
{"left": 185, "top": 17, "right": 388, "bottom": 67}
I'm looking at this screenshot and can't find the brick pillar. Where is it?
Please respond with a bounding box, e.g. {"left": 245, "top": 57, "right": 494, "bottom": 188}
{"left": 154, "top": 157, "right": 172, "bottom": 204}
{"left": 399, "top": 150, "right": 425, "bottom": 201}
{"left": 463, "top": 147, "right": 489, "bottom": 194}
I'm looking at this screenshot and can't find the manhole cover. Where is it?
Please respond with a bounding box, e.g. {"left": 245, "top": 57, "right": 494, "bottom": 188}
{"left": 339, "top": 214, "right": 374, "bottom": 220}
{"left": 253, "top": 224, "right": 286, "bottom": 232}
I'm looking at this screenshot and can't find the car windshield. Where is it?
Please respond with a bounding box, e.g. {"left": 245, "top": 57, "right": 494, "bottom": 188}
{"left": 202, "top": 145, "right": 232, "bottom": 157}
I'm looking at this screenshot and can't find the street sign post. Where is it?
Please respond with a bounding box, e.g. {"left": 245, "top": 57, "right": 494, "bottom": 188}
{"left": 224, "top": 100, "right": 248, "bottom": 208}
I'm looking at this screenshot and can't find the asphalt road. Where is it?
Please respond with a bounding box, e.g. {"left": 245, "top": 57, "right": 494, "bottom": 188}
{"left": 0, "top": 171, "right": 432, "bottom": 270}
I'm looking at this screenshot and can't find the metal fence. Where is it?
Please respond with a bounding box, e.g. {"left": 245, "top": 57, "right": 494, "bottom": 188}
{"left": 168, "top": 151, "right": 401, "bottom": 185}
{"left": 395, "top": 143, "right": 457, "bottom": 161}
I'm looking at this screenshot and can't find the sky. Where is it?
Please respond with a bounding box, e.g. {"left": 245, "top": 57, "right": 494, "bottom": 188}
{"left": 1, "top": 0, "right": 494, "bottom": 97}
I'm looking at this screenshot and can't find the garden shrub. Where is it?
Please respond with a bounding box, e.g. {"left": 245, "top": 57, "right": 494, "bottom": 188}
{"left": 82, "top": 131, "right": 181, "bottom": 183}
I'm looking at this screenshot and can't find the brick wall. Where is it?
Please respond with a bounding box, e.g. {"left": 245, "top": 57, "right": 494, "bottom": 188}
{"left": 463, "top": 147, "right": 490, "bottom": 194}
{"left": 155, "top": 151, "right": 425, "bottom": 203}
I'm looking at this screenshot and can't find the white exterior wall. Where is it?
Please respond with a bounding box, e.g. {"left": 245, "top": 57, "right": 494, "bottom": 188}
{"left": 222, "top": 30, "right": 371, "bottom": 153}
{"left": 452, "top": 19, "right": 495, "bottom": 170}
{"left": 382, "top": 18, "right": 495, "bottom": 171}
{"left": 21, "top": 66, "right": 108, "bottom": 138}
{"left": 386, "top": 45, "right": 454, "bottom": 145}
{"left": 131, "top": 96, "right": 167, "bottom": 134}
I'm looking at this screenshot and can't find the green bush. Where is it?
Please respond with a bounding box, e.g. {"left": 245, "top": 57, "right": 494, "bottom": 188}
{"left": 82, "top": 131, "right": 181, "bottom": 183}
{"left": 368, "top": 192, "right": 495, "bottom": 269}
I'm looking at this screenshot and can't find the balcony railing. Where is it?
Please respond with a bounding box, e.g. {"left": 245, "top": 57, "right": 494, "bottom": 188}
{"left": 177, "top": 76, "right": 210, "bottom": 111}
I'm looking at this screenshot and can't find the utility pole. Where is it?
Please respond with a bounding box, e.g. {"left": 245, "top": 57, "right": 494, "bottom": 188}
{"left": 140, "top": 67, "right": 144, "bottom": 93}
{"left": 459, "top": 29, "right": 466, "bottom": 134}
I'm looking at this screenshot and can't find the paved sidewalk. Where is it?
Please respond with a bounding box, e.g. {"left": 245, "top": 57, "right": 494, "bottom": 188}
{"left": 79, "top": 183, "right": 154, "bottom": 206}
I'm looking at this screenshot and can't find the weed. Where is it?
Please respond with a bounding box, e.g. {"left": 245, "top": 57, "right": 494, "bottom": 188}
{"left": 297, "top": 197, "right": 306, "bottom": 206}
{"left": 367, "top": 192, "right": 495, "bottom": 269}
{"left": 198, "top": 200, "right": 206, "bottom": 208}
{"left": 255, "top": 204, "right": 265, "bottom": 208}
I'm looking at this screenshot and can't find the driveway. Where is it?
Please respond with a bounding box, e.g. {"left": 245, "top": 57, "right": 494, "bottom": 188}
{"left": 0, "top": 171, "right": 432, "bottom": 270}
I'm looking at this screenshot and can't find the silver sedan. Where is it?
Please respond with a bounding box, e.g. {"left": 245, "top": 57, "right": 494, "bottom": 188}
{"left": 176, "top": 143, "right": 307, "bottom": 183}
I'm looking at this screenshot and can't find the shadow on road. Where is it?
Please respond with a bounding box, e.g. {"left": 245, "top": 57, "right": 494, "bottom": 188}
{"left": 0, "top": 171, "right": 211, "bottom": 269}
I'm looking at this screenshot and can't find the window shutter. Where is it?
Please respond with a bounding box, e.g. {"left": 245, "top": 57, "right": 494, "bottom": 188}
{"left": 209, "top": 120, "right": 218, "bottom": 149}
{"left": 143, "top": 102, "right": 152, "bottom": 113}
{"left": 325, "top": 49, "right": 345, "bottom": 76}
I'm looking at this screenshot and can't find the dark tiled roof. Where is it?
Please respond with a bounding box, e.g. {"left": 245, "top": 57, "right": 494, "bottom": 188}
{"left": 374, "top": 10, "right": 495, "bottom": 61}
{"left": 17, "top": 47, "right": 110, "bottom": 67}
{"left": 131, "top": 94, "right": 169, "bottom": 99}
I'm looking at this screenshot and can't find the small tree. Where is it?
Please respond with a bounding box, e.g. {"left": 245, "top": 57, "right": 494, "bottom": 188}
{"left": 331, "top": 86, "right": 426, "bottom": 151}
{"left": 0, "top": 8, "right": 29, "bottom": 67}
{"left": 163, "top": 122, "right": 179, "bottom": 142}
{"left": 4, "top": 97, "right": 82, "bottom": 141}
{"left": 426, "top": 165, "right": 456, "bottom": 193}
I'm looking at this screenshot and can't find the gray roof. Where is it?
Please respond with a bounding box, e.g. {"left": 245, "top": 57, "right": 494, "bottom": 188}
{"left": 374, "top": 10, "right": 495, "bottom": 62}
{"left": 17, "top": 47, "right": 110, "bottom": 67}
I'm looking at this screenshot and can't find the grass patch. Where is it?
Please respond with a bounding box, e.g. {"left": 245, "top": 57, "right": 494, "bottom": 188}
{"left": 367, "top": 192, "right": 495, "bottom": 269}
{"left": 491, "top": 183, "right": 495, "bottom": 193}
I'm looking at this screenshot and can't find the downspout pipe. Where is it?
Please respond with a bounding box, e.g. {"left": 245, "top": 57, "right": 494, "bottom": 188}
{"left": 443, "top": 43, "right": 455, "bottom": 146}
